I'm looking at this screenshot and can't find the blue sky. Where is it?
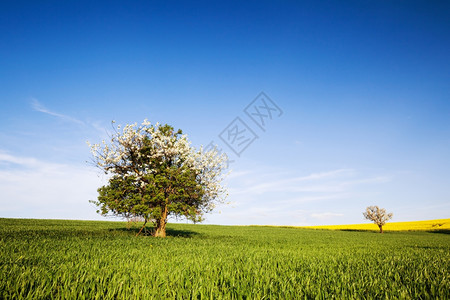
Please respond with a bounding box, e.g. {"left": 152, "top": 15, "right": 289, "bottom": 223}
{"left": 1, "top": 1, "right": 449, "bottom": 225}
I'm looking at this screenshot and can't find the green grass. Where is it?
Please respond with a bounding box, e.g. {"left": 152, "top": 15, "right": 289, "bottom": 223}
{"left": 1, "top": 218, "right": 449, "bottom": 299}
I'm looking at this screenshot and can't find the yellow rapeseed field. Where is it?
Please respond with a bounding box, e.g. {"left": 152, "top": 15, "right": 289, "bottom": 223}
{"left": 303, "top": 218, "right": 450, "bottom": 232}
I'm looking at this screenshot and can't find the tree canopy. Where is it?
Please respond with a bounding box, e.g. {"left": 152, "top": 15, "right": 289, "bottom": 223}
{"left": 363, "top": 205, "right": 393, "bottom": 233}
{"left": 88, "top": 120, "right": 228, "bottom": 237}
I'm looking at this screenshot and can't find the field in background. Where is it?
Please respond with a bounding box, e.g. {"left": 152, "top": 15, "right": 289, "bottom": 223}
{"left": 1, "top": 218, "right": 449, "bottom": 299}
{"left": 303, "top": 218, "right": 450, "bottom": 232}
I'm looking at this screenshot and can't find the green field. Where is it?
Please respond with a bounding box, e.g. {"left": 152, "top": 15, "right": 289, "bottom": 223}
{"left": 1, "top": 218, "right": 449, "bottom": 299}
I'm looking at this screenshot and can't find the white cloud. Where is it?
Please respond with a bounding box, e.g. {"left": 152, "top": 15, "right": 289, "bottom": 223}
{"left": 31, "top": 98, "right": 85, "bottom": 126}
{"left": 30, "top": 99, "right": 110, "bottom": 142}
{"left": 280, "top": 193, "right": 352, "bottom": 205}
{"left": 0, "top": 151, "right": 106, "bottom": 220}
{"left": 227, "top": 170, "right": 253, "bottom": 179}
{"left": 0, "top": 152, "right": 41, "bottom": 168}
{"left": 310, "top": 212, "right": 344, "bottom": 220}
{"left": 212, "top": 166, "right": 392, "bottom": 225}
{"left": 89, "top": 120, "right": 109, "bottom": 136}
{"left": 227, "top": 168, "right": 383, "bottom": 196}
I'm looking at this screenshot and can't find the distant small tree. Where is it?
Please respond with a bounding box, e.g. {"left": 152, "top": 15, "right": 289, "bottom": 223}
{"left": 88, "top": 119, "right": 228, "bottom": 237}
{"left": 363, "top": 206, "right": 393, "bottom": 233}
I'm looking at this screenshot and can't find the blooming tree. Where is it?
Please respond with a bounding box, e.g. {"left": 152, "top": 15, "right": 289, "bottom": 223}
{"left": 363, "top": 206, "right": 393, "bottom": 233}
{"left": 88, "top": 120, "right": 228, "bottom": 237}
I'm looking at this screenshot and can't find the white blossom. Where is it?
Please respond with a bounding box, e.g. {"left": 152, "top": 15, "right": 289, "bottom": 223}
{"left": 87, "top": 119, "right": 229, "bottom": 209}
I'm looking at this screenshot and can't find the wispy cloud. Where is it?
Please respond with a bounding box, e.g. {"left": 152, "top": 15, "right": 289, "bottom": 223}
{"left": 310, "top": 212, "right": 344, "bottom": 220}
{"left": 30, "top": 98, "right": 109, "bottom": 138}
{"left": 212, "top": 167, "right": 393, "bottom": 226}
{"left": 280, "top": 193, "right": 353, "bottom": 205}
{"left": 31, "top": 98, "right": 85, "bottom": 126}
{"left": 0, "top": 151, "right": 105, "bottom": 220}
{"left": 228, "top": 168, "right": 359, "bottom": 195}
{"left": 0, "top": 151, "right": 41, "bottom": 168}
{"left": 227, "top": 170, "right": 253, "bottom": 179}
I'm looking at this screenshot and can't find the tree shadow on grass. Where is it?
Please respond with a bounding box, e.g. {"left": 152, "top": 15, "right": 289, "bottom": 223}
{"left": 426, "top": 229, "right": 450, "bottom": 234}
{"left": 165, "top": 228, "right": 199, "bottom": 238}
{"left": 339, "top": 229, "right": 377, "bottom": 233}
{"left": 109, "top": 227, "right": 199, "bottom": 238}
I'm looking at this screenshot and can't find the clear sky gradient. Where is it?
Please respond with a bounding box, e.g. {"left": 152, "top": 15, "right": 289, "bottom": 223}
{"left": 1, "top": 1, "right": 449, "bottom": 225}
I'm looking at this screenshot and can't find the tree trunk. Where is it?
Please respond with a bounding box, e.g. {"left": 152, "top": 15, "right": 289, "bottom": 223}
{"left": 154, "top": 206, "right": 168, "bottom": 237}
{"left": 378, "top": 224, "right": 383, "bottom": 233}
